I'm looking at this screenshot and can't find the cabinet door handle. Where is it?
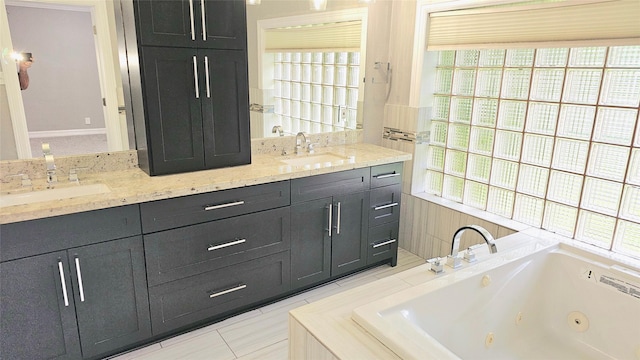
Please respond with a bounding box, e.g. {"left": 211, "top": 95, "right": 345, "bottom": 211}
{"left": 336, "top": 201, "right": 341, "bottom": 235}
{"left": 208, "top": 238, "right": 246, "bottom": 251}
{"left": 372, "top": 239, "right": 397, "bottom": 248}
{"left": 374, "top": 173, "right": 400, "bottom": 179}
{"left": 327, "top": 204, "right": 332, "bottom": 237}
{"left": 374, "top": 202, "right": 399, "bottom": 211}
{"left": 188, "top": 0, "right": 195, "bottom": 40}
{"left": 204, "top": 56, "right": 211, "bottom": 98}
{"left": 200, "top": 0, "right": 207, "bottom": 41}
{"left": 204, "top": 200, "right": 244, "bottom": 211}
{"left": 193, "top": 56, "right": 200, "bottom": 99}
{"left": 74, "top": 257, "right": 85, "bottom": 302}
{"left": 209, "top": 284, "right": 246, "bottom": 299}
{"left": 57, "top": 261, "right": 69, "bottom": 307}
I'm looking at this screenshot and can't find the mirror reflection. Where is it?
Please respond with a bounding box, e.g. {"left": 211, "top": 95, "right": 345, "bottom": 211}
{"left": 0, "top": 0, "right": 367, "bottom": 161}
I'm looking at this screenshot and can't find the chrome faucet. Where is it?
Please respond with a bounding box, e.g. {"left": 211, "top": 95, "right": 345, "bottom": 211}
{"left": 295, "top": 132, "right": 310, "bottom": 154}
{"left": 447, "top": 225, "right": 497, "bottom": 268}
{"left": 42, "top": 143, "right": 57, "bottom": 184}
{"left": 272, "top": 125, "right": 284, "bottom": 137}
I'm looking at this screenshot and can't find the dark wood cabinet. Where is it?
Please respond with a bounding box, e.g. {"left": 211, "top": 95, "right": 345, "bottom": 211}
{"left": 135, "top": 0, "right": 247, "bottom": 50}
{"left": 69, "top": 237, "right": 151, "bottom": 359}
{"left": 290, "top": 197, "right": 332, "bottom": 289}
{"left": 132, "top": 0, "right": 250, "bottom": 175}
{"left": 139, "top": 46, "right": 250, "bottom": 175}
{"left": 0, "top": 162, "right": 404, "bottom": 358}
{"left": 1, "top": 251, "right": 82, "bottom": 360}
{"left": 148, "top": 251, "right": 290, "bottom": 335}
{"left": 290, "top": 169, "right": 371, "bottom": 290}
{"left": 331, "top": 192, "right": 369, "bottom": 277}
{"left": 0, "top": 207, "right": 150, "bottom": 360}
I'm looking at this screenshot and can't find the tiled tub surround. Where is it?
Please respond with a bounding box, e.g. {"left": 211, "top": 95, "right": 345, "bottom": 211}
{"left": 0, "top": 141, "right": 406, "bottom": 224}
{"left": 289, "top": 229, "right": 640, "bottom": 359}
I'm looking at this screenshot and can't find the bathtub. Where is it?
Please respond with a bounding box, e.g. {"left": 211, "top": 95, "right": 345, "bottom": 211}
{"left": 353, "top": 239, "right": 640, "bottom": 360}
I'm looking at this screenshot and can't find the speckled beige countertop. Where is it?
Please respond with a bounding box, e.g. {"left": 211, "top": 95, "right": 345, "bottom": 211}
{"left": 0, "top": 143, "right": 410, "bottom": 224}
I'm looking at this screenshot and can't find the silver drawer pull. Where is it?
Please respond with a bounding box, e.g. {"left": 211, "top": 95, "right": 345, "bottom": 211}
{"left": 372, "top": 239, "right": 397, "bottom": 248}
{"left": 74, "top": 257, "right": 85, "bottom": 302}
{"left": 188, "top": 0, "right": 195, "bottom": 40}
{"left": 327, "top": 204, "right": 332, "bottom": 236}
{"left": 204, "top": 200, "right": 244, "bottom": 211}
{"left": 204, "top": 56, "right": 211, "bottom": 98}
{"left": 374, "top": 202, "right": 399, "bottom": 211}
{"left": 208, "top": 238, "right": 246, "bottom": 251}
{"left": 374, "top": 173, "right": 400, "bottom": 179}
{"left": 193, "top": 56, "right": 200, "bottom": 99}
{"left": 57, "top": 261, "right": 69, "bottom": 307}
{"left": 336, "top": 201, "right": 341, "bottom": 235}
{"left": 209, "top": 284, "right": 246, "bottom": 299}
{"left": 201, "top": 0, "right": 207, "bottom": 40}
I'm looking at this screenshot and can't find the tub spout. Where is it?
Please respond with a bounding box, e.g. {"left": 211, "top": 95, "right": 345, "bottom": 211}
{"left": 448, "top": 225, "right": 497, "bottom": 268}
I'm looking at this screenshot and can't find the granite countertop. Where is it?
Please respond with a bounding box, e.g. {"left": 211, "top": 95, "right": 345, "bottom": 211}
{"left": 0, "top": 143, "right": 411, "bottom": 224}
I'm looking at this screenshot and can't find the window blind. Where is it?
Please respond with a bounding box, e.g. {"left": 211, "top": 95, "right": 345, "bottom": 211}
{"left": 426, "top": 0, "right": 640, "bottom": 50}
{"left": 265, "top": 21, "right": 362, "bottom": 53}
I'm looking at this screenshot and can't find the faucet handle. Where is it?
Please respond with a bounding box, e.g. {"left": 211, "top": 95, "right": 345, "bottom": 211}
{"left": 4, "top": 174, "right": 32, "bottom": 187}
{"left": 427, "top": 257, "right": 444, "bottom": 274}
{"left": 307, "top": 143, "right": 316, "bottom": 154}
{"left": 464, "top": 244, "right": 482, "bottom": 263}
{"left": 68, "top": 167, "right": 89, "bottom": 182}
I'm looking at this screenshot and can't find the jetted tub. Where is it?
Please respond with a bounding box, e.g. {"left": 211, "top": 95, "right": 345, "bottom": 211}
{"left": 353, "top": 239, "right": 640, "bottom": 360}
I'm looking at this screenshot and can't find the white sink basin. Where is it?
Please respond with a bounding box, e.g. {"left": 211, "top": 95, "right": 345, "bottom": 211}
{"left": 0, "top": 183, "right": 111, "bottom": 207}
{"left": 280, "top": 153, "right": 351, "bottom": 168}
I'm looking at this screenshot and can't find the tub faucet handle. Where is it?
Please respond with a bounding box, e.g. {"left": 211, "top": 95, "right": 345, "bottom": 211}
{"left": 464, "top": 244, "right": 482, "bottom": 263}
{"left": 427, "top": 257, "right": 444, "bottom": 274}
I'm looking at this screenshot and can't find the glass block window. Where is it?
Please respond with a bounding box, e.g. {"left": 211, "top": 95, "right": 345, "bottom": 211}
{"left": 425, "top": 46, "right": 640, "bottom": 259}
{"left": 273, "top": 51, "right": 359, "bottom": 134}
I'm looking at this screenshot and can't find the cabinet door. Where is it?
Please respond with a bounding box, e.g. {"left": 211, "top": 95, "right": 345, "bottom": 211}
{"left": 200, "top": 49, "right": 251, "bottom": 168}
{"left": 0, "top": 252, "right": 81, "bottom": 360}
{"left": 140, "top": 46, "right": 205, "bottom": 175}
{"left": 69, "top": 236, "right": 151, "bottom": 359}
{"left": 201, "top": 0, "right": 247, "bottom": 49}
{"left": 290, "top": 197, "right": 332, "bottom": 289}
{"left": 135, "top": 0, "right": 195, "bottom": 47}
{"left": 136, "top": 0, "right": 246, "bottom": 49}
{"left": 331, "top": 192, "right": 369, "bottom": 277}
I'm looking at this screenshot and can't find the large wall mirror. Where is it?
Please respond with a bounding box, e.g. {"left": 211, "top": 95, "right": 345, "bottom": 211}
{"left": 0, "top": 0, "right": 370, "bottom": 161}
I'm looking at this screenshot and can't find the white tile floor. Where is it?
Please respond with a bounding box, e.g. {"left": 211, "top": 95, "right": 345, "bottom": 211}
{"left": 111, "top": 248, "right": 425, "bottom": 360}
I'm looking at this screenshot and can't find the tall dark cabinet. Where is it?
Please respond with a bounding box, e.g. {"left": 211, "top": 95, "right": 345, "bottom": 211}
{"left": 132, "top": 0, "right": 250, "bottom": 175}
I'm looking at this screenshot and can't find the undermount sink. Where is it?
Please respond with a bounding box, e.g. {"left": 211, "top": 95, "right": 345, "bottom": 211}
{"left": 0, "top": 183, "right": 111, "bottom": 207}
{"left": 279, "top": 153, "right": 352, "bottom": 168}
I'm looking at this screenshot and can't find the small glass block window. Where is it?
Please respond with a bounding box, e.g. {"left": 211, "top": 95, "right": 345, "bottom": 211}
{"left": 593, "top": 107, "right": 637, "bottom": 146}
{"left": 502, "top": 69, "right": 532, "bottom": 100}
{"left": 472, "top": 99, "right": 499, "bottom": 127}
{"left": 526, "top": 102, "right": 559, "bottom": 135}
{"left": 576, "top": 210, "right": 616, "bottom": 248}
{"left": 498, "top": 101, "right": 527, "bottom": 131}
{"left": 517, "top": 164, "right": 549, "bottom": 198}
{"left": 586, "top": 144, "right": 629, "bottom": 182}
{"left": 614, "top": 220, "right": 640, "bottom": 257}
{"left": 464, "top": 181, "right": 489, "bottom": 209}
{"left": 557, "top": 105, "right": 596, "bottom": 140}
{"left": 563, "top": 69, "right": 602, "bottom": 105}
{"left": 569, "top": 47, "right": 607, "bottom": 68}
{"left": 543, "top": 202, "right": 578, "bottom": 237}
{"left": 443, "top": 175, "right": 465, "bottom": 202}
{"left": 513, "top": 194, "right": 545, "bottom": 227}
{"left": 535, "top": 48, "right": 569, "bottom": 67}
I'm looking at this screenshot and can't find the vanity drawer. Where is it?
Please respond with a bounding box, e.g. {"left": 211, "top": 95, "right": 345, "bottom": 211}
{"left": 291, "top": 168, "right": 370, "bottom": 203}
{"left": 370, "top": 162, "right": 402, "bottom": 189}
{"left": 144, "top": 207, "right": 290, "bottom": 286}
{"left": 0, "top": 205, "right": 142, "bottom": 262}
{"left": 140, "top": 181, "right": 290, "bottom": 233}
{"left": 369, "top": 184, "right": 401, "bottom": 227}
{"left": 367, "top": 221, "right": 399, "bottom": 265}
{"left": 148, "top": 251, "right": 290, "bottom": 335}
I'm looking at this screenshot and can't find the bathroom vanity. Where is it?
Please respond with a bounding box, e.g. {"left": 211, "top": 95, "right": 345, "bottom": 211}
{"left": 0, "top": 143, "right": 409, "bottom": 359}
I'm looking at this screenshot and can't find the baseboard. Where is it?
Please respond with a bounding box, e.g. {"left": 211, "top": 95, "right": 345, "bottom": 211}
{"left": 29, "top": 128, "right": 107, "bottom": 138}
